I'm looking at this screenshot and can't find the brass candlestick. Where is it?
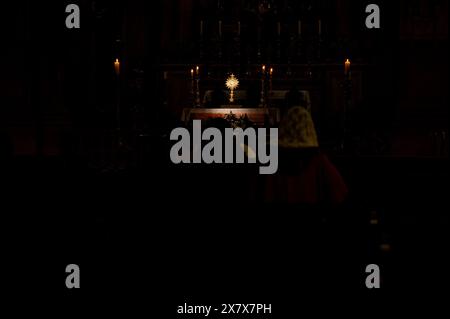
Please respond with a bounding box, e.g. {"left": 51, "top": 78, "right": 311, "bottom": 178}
{"left": 259, "top": 65, "right": 266, "bottom": 108}
{"left": 190, "top": 69, "right": 195, "bottom": 107}
{"left": 195, "top": 66, "right": 201, "bottom": 107}
{"left": 341, "top": 59, "right": 352, "bottom": 152}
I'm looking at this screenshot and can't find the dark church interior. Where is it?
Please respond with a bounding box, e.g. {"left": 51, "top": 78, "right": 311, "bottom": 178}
{"left": 2, "top": 0, "right": 449, "bottom": 315}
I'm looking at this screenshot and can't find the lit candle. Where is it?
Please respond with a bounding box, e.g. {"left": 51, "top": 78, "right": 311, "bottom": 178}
{"left": 196, "top": 65, "right": 200, "bottom": 76}
{"left": 298, "top": 20, "right": 302, "bottom": 36}
{"left": 261, "top": 65, "right": 266, "bottom": 107}
{"left": 114, "top": 58, "right": 120, "bottom": 76}
{"left": 318, "top": 19, "right": 322, "bottom": 36}
{"left": 345, "top": 59, "right": 351, "bottom": 75}
{"left": 269, "top": 68, "right": 273, "bottom": 93}
{"left": 190, "top": 69, "right": 195, "bottom": 103}
{"left": 269, "top": 68, "right": 273, "bottom": 96}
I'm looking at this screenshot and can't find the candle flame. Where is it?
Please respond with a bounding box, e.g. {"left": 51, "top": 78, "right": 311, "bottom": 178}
{"left": 114, "top": 59, "right": 120, "bottom": 75}
{"left": 345, "top": 59, "right": 351, "bottom": 76}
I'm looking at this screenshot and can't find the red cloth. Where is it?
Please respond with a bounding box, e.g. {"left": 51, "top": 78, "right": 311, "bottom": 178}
{"left": 265, "top": 153, "right": 348, "bottom": 204}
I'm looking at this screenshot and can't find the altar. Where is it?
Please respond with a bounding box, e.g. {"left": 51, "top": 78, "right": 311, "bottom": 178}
{"left": 181, "top": 108, "right": 280, "bottom": 126}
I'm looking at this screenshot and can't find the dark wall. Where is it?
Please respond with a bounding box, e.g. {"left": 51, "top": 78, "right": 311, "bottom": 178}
{"left": 1, "top": 0, "right": 162, "bottom": 157}
{"left": 1, "top": 0, "right": 447, "bottom": 158}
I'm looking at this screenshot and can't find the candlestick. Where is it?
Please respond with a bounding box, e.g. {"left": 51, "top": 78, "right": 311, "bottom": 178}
{"left": 195, "top": 66, "right": 201, "bottom": 107}
{"left": 260, "top": 65, "right": 266, "bottom": 108}
{"left": 342, "top": 59, "right": 352, "bottom": 153}
{"left": 114, "top": 58, "right": 122, "bottom": 148}
{"left": 269, "top": 68, "right": 273, "bottom": 98}
{"left": 190, "top": 69, "right": 195, "bottom": 106}
{"left": 195, "top": 79, "right": 201, "bottom": 107}
{"left": 114, "top": 58, "right": 120, "bottom": 76}
{"left": 345, "top": 59, "right": 351, "bottom": 76}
